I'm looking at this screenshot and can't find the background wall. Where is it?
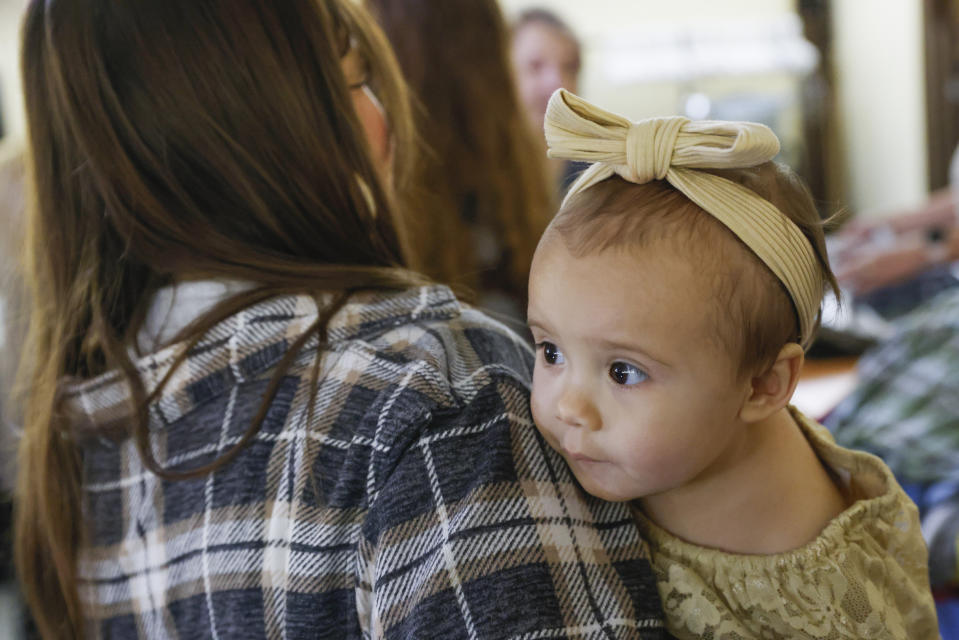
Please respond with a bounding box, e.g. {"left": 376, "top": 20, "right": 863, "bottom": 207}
{"left": 499, "top": 0, "right": 930, "bottom": 218}
{"left": 831, "top": 0, "right": 928, "bottom": 216}
{"left": 499, "top": 0, "right": 799, "bottom": 117}
{"left": 0, "top": 0, "right": 937, "bottom": 218}
{"left": 0, "top": 0, "right": 24, "bottom": 145}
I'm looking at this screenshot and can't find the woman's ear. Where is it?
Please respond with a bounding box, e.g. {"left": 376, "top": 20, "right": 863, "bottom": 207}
{"left": 738, "top": 343, "right": 804, "bottom": 423}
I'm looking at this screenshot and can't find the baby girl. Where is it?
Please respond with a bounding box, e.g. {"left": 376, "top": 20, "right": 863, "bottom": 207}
{"left": 527, "top": 88, "right": 940, "bottom": 639}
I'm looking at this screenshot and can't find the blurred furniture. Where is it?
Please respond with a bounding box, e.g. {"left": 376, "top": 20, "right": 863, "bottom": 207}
{"left": 794, "top": 356, "right": 858, "bottom": 422}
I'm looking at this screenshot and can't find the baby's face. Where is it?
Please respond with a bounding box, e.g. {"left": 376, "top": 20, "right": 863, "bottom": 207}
{"left": 527, "top": 233, "right": 753, "bottom": 502}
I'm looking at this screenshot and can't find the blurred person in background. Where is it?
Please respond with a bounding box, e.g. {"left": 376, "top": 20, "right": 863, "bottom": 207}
{"left": 14, "top": 0, "right": 665, "bottom": 636}
{"left": 366, "top": 0, "right": 554, "bottom": 332}
{"left": 832, "top": 146, "right": 959, "bottom": 312}
{"left": 825, "top": 145, "right": 959, "bottom": 598}
{"left": 511, "top": 8, "right": 584, "bottom": 192}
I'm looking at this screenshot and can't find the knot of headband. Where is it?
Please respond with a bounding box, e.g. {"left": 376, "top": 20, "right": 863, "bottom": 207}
{"left": 544, "top": 88, "right": 822, "bottom": 345}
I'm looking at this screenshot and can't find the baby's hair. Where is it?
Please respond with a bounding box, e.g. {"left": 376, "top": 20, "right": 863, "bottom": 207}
{"left": 551, "top": 162, "right": 839, "bottom": 378}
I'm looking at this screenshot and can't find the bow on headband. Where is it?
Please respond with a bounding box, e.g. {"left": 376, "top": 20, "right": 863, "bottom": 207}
{"left": 544, "top": 88, "right": 822, "bottom": 345}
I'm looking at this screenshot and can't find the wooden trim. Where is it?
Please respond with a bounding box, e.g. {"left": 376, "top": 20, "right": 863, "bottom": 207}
{"left": 924, "top": 0, "right": 959, "bottom": 190}
{"left": 797, "top": 0, "right": 844, "bottom": 218}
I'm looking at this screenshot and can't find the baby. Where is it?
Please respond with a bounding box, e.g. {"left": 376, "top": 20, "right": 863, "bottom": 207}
{"left": 527, "top": 89, "right": 940, "bottom": 639}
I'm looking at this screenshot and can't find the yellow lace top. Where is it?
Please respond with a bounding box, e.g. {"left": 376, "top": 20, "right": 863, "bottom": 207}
{"left": 633, "top": 408, "right": 940, "bottom": 640}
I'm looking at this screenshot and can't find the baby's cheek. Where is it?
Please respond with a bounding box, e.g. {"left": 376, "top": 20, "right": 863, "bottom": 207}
{"left": 529, "top": 385, "right": 553, "bottom": 438}
{"left": 529, "top": 389, "right": 546, "bottom": 430}
{"left": 619, "top": 433, "right": 693, "bottom": 493}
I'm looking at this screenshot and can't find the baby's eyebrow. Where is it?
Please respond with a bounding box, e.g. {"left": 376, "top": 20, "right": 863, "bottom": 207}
{"left": 594, "top": 337, "right": 671, "bottom": 369}
{"left": 525, "top": 308, "right": 547, "bottom": 331}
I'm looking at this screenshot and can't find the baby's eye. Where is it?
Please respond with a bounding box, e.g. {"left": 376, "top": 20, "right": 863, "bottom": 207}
{"left": 609, "top": 361, "right": 647, "bottom": 386}
{"left": 539, "top": 341, "right": 566, "bottom": 365}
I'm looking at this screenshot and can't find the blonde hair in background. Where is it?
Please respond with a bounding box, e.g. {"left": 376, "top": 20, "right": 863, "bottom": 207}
{"left": 366, "top": 0, "right": 554, "bottom": 305}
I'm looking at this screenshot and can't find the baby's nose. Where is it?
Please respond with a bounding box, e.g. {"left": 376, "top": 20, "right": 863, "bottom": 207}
{"left": 556, "top": 384, "right": 600, "bottom": 430}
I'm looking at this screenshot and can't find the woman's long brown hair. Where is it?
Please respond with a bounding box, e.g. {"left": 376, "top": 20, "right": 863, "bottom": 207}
{"left": 365, "top": 0, "right": 554, "bottom": 305}
{"left": 15, "top": 0, "right": 424, "bottom": 636}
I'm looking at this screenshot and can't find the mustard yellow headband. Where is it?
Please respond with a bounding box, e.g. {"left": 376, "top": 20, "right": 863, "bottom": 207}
{"left": 544, "top": 88, "right": 822, "bottom": 345}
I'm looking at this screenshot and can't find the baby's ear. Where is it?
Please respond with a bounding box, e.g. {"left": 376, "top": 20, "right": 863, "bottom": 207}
{"left": 738, "top": 343, "right": 804, "bottom": 423}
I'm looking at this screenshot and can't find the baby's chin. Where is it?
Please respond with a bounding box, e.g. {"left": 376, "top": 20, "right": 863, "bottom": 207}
{"left": 533, "top": 425, "right": 635, "bottom": 502}
{"left": 563, "top": 458, "right": 634, "bottom": 503}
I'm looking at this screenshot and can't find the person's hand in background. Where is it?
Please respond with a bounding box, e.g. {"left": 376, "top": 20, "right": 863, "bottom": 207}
{"left": 834, "top": 228, "right": 959, "bottom": 296}
{"left": 835, "top": 237, "right": 932, "bottom": 295}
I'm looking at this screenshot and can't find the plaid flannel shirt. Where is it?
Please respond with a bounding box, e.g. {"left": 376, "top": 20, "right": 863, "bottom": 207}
{"left": 825, "top": 288, "right": 959, "bottom": 485}
{"left": 65, "top": 285, "right": 665, "bottom": 639}
{"left": 824, "top": 287, "right": 959, "bottom": 587}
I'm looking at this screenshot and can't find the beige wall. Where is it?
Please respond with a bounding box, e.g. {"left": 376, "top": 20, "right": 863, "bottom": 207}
{"left": 500, "top": 0, "right": 818, "bottom": 181}
{"left": 0, "top": 0, "right": 25, "bottom": 144}
{"left": 0, "top": 1, "right": 932, "bottom": 218}
{"left": 500, "top": 0, "right": 931, "bottom": 218}
{"left": 499, "top": 0, "right": 798, "bottom": 118}
{"left": 499, "top": 0, "right": 795, "bottom": 31}
{"left": 832, "top": 0, "right": 927, "bottom": 217}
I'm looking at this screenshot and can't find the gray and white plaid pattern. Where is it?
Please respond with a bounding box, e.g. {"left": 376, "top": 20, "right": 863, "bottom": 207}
{"left": 825, "top": 288, "right": 959, "bottom": 485}
{"left": 66, "top": 286, "right": 664, "bottom": 639}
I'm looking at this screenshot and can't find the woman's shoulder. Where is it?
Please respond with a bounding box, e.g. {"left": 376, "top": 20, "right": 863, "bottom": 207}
{"left": 335, "top": 285, "right": 535, "bottom": 395}
{"left": 62, "top": 285, "right": 532, "bottom": 442}
{"left": 329, "top": 286, "right": 536, "bottom": 446}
